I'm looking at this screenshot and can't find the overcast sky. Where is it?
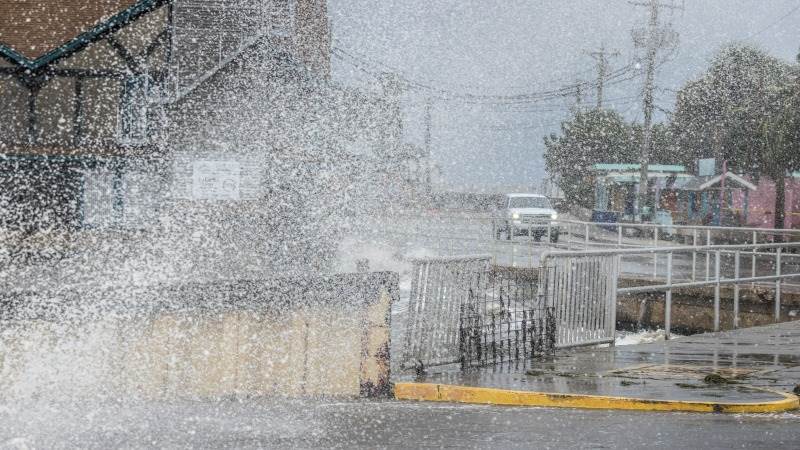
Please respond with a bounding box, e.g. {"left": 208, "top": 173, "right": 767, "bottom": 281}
{"left": 329, "top": 1, "right": 800, "bottom": 192}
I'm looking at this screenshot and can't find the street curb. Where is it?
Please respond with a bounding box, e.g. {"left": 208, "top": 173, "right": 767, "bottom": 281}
{"left": 393, "top": 382, "right": 800, "bottom": 413}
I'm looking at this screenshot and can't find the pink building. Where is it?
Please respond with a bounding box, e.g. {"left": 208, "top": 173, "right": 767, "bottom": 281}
{"left": 732, "top": 175, "right": 800, "bottom": 229}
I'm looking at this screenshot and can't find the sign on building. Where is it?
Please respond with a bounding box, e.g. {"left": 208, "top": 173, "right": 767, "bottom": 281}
{"left": 191, "top": 160, "right": 242, "bottom": 200}
{"left": 698, "top": 158, "right": 716, "bottom": 177}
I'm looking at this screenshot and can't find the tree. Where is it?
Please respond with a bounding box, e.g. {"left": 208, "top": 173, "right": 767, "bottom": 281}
{"left": 544, "top": 110, "right": 635, "bottom": 208}
{"left": 757, "top": 70, "right": 800, "bottom": 229}
{"left": 671, "top": 44, "right": 797, "bottom": 228}
{"left": 671, "top": 45, "right": 791, "bottom": 175}
{"left": 544, "top": 109, "right": 675, "bottom": 209}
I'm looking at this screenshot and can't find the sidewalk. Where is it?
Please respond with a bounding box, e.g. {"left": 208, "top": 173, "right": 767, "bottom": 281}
{"left": 395, "top": 321, "right": 800, "bottom": 412}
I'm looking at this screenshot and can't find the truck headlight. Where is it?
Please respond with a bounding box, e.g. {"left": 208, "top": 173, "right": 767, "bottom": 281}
{"left": 512, "top": 212, "right": 520, "bottom": 219}
{"left": 550, "top": 213, "right": 558, "bottom": 220}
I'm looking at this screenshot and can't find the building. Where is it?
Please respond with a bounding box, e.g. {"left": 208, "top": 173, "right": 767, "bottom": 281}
{"left": 591, "top": 163, "right": 690, "bottom": 223}
{"left": 0, "top": 0, "right": 397, "bottom": 239}
{"left": 732, "top": 174, "right": 800, "bottom": 229}
{"left": 668, "top": 172, "right": 757, "bottom": 227}
{"left": 591, "top": 162, "right": 800, "bottom": 229}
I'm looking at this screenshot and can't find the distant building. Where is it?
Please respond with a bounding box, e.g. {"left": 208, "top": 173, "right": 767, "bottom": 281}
{"left": 591, "top": 163, "right": 690, "bottom": 222}
{"left": 591, "top": 162, "right": 800, "bottom": 229}
{"left": 732, "top": 175, "right": 800, "bottom": 229}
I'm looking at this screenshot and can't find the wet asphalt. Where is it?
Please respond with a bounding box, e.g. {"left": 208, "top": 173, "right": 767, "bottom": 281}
{"left": 1, "top": 315, "right": 799, "bottom": 447}
{"left": 3, "top": 218, "right": 800, "bottom": 448}
{"left": 1, "top": 397, "right": 798, "bottom": 449}
{"left": 398, "top": 321, "right": 800, "bottom": 404}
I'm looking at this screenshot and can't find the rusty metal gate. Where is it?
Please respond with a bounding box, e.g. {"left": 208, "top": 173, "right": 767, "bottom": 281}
{"left": 458, "top": 268, "right": 555, "bottom": 368}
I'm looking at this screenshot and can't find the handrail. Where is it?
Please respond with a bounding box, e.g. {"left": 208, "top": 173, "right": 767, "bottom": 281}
{"left": 385, "top": 210, "right": 800, "bottom": 236}
{"left": 618, "top": 274, "right": 800, "bottom": 293}
{"left": 539, "top": 240, "right": 800, "bottom": 340}
{"left": 407, "top": 254, "right": 492, "bottom": 263}
{"left": 541, "top": 242, "right": 800, "bottom": 261}
{"left": 554, "top": 218, "right": 800, "bottom": 235}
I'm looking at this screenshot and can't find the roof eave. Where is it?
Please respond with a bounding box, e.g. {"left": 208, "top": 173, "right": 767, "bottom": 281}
{"left": 0, "top": 0, "right": 167, "bottom": 71}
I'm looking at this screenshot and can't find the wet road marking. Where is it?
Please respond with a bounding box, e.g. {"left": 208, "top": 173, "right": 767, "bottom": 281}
{"left": 393, "top": 382, "right": 800, "bottom": 414}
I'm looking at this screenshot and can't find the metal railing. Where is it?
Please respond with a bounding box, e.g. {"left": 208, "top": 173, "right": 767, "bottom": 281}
{"left": 383, "top": 212, "right": 800, "bottom": 362}
{"left": 539, "top": 252, "right": 619, "bottom": 348}
{"left": 367, "top": 212, "right": 800, "bottom": 275}
{"left": 402, "top": 255, "right": 492, "bottom": 369}
{"left": 542, "top": 241, "right": 800, "bottom": 340}
{"left": 556, "top": 219, "right": 800, "bottom": 249}
{"left": 402, "top": 255, "right": 561, "bottom": 370}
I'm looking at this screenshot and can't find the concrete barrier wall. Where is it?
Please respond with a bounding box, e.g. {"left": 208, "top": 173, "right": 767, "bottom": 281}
{"left": 615, "top": 280, "right": 800, "bottom": 333}
{"left": 0, "top": 273, "right": 395, "bottom": 400}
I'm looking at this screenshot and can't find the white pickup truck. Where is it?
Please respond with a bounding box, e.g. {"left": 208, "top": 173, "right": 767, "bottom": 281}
{"left": 496, "top": 193, "right": 560, "bottom": 242}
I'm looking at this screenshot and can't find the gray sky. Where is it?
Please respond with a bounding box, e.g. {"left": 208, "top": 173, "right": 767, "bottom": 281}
{"left": 329, "top": 0, "right": 800, "bottom": 192}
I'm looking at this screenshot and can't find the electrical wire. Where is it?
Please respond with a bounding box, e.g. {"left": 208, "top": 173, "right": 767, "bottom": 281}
{"left": 743, "top": 3, "right": 800, "bottom": 41}
{"left": 331, "top": 39, "right": 601, "bottom": 93}
{"left": 332, "top": 46, "right": 637, "bottom": 104}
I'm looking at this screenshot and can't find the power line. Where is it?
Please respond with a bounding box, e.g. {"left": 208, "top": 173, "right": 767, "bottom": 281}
{"left": 480, "top": 121, "right": 566, "bottom": 131}
{"left": 495, "top": 95, "right": 641, "bottom": 114}
{"left": 744, "top": 4, "right": 800, "bottom": 41}
{"left": 331, "top": 45, "right": 637, "bottom": 104}
{"left": 331, "top": 39, "right": 601, "bottom": 94}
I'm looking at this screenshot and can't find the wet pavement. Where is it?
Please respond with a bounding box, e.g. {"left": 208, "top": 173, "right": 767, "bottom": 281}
{"left": 2, "top": 323, "right": 800, "bottom": 448}
{"left": 397, "top": 321, "right": 800, "bottom": 404}
{"left": 1, "top": 397, "right": 798, "bottom": 449}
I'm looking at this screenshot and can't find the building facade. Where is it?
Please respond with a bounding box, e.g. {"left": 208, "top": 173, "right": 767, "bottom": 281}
{"left": 0, "top": 0, "right": 394, "bottom": 241}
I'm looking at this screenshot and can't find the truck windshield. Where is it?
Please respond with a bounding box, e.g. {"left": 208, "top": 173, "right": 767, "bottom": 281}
{"left": 508, "top": 197, "right": 551, "bottom": 208}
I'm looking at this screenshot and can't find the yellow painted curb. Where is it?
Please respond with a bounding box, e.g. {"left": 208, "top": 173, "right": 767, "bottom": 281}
{"left": 394, "top": 382, "right": 800, "bottom": 414}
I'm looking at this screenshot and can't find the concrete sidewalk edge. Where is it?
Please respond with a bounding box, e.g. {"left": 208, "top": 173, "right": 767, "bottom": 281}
{"left": 393, "top": 382, "right": 800, "bottom": 414}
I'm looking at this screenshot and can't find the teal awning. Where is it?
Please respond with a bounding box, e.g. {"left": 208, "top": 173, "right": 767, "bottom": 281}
{"left": 592, "top": 163, "right": 686, "bottom": 173}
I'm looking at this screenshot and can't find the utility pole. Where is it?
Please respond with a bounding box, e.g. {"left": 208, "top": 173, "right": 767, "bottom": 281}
{"left": 423, "top": 97, "right": 432, "bottom": 158}
{"left": 423, "top": 97, "right": 433, "bottom": 191}
{"left": 378, "top": 72, "right": 405, "bottom": 193}
{"left": 585, "top": 45, "right": 619, "bottom": 109}
{"left": 573, "top": 84, "right": 584, "bottom": 112}
{"left": 629, "top": 0, "right": 681, "bottom": 221}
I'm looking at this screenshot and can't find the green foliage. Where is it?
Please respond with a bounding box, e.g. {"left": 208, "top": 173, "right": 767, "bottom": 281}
{"left": 670, "top": 43, "right": 799, "bottom": 227}
{"left": 543, "top": 109, "right": 674, "bottom": 208}
{"left": 671, "top": 44, "right": 792, "bottom": 175}
{"left": 757, "top": 77, "right": 800, "bottom": 179}
{"left": 543, "top": 44, "right": 800, "bottom": 222}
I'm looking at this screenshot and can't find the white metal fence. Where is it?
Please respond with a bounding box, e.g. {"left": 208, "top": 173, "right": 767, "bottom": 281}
{"left": 393, "top": 213, "right": 800, "bottom": 369}
{"left": 402, "top": 253, "right": 616, "bottom": 370}
{"left": 539, "top": 253, "right": 618, "bottom": 348}
{"left": 543, "top": 241, "right": 800, "bottom": 339}
{"left": 401, "top": 255, "right": 492, "bottom": 369}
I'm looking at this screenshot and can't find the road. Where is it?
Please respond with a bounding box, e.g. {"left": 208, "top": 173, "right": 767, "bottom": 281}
{"left": 361, "top": 211, "right": 800, "bottom": 284}
{"left": 4, "top": 212, "right": 800, "bottom": 449}
{"left": 1, "top": 397, "right": 798, "bottom": 449}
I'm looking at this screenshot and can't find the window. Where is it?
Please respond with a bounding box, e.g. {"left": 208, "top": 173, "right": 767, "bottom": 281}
{"left": 118, "top": 75, "right": 151, "bottom": 145}
{"left": 508, "top": 196, "right": 551, "bottom": 209}
{"left": 81, "top": 163, "right": 161, "bottom": 230}
{"left": 82, "top": 166, "right": 118, "bottom": 229}
{"left": 269, "top": 0, "right": 295, "bottom": 37}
